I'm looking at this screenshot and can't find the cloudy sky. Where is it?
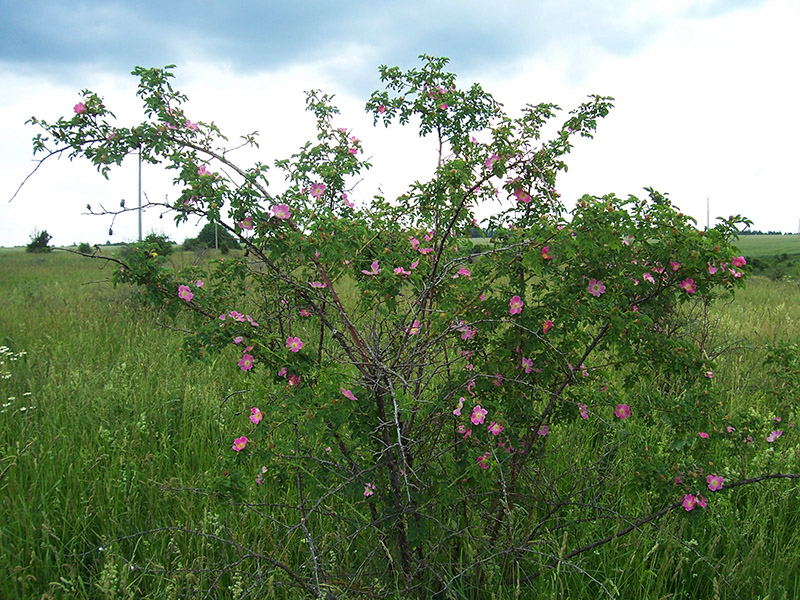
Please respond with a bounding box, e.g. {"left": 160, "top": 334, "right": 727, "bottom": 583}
{"left": 1, "top": 0, "right": 798, "bottom": 247}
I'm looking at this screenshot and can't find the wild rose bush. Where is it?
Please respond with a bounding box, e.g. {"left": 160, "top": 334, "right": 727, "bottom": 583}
{"left": 25, "top": 56, "right": 798, "bottom": 597}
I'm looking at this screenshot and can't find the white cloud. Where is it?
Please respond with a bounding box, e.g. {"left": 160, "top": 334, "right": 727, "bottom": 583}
{"left": 1, "top": 0, "right": 798, "bottom": 247}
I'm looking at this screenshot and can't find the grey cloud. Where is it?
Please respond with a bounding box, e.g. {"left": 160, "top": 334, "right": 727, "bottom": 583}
{"left": 1, "top": 0, "right": 770, "bottom": 91}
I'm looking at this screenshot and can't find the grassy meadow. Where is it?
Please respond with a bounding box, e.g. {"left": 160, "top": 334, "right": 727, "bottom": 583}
{"left": 2, "top": 238, "right": 800, "bottom": 598}
{"left": 736, "top": 234, "right": 800, "bottom": 280}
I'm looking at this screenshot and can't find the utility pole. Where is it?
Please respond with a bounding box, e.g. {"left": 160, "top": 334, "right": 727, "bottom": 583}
{"left": 138, "top": 146, "right": 143, "bottom": 241}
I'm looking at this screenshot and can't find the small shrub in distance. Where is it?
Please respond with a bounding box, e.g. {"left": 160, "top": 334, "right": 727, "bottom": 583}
{"left": 183, "top": 222, "right": 241, "bottom": 251}
{"left": 26, "top": 229, "right": 52, "bottom": 253}
{"left": 143, "top": 232, "right": 174, "bottom": 256}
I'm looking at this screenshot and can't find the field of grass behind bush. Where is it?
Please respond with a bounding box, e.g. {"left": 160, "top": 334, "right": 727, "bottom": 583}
{"left": 2, "top": 246, "right": 800, "bottom": 598}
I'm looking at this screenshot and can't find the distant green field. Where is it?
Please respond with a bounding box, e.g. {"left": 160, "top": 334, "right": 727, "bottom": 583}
{"left": 732, "top": 235, "right": 800, "bottom": 280}
{"left": 734, "top": 234, "right": 800, "bottom": 258}
{"left": 468, "top": 235, "right": 800, "bottom": 258}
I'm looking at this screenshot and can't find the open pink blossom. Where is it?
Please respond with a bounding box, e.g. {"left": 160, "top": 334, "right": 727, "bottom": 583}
{"left": 363, "top": 482, "right": 376, "bottom": 497}
{"left": 697, "top": 495, "right": 707, "bottom": 508}
{"left": 271, "top": 204, "right": 291, "bottom": 220}
{"left": 578, "top": 403, "right": 589, "bottom": 419}
{"left": 185, "top": 119, "right": 199, "bottom": 131}
{"left": 514, "top": 189, "right": 531, "bottom": 204}
{"left": 543, "top": 319, "right": 553, "bottom": 334}
{"left": 287, "top": 374, "right": 301, "bottom": 386}
{"left": 587, "top": 279, "right": 606, "bottom": 297}
{"left": 485, "top": 154, "right": 500, "bottom": 169}
{"left": 453, "top": 397, "right": 465, "bottom": 416}
{"left": 707, "top": 474, "right": 724, "bottom": 491}
{"left": 708, "top": 263, "right": 718, "bottom": 275}
{"left": 232, "top": 436, "right": 248, "bottom": 452}
{"left": 250, "top": 407, "right": 263, "bottom": 424}
{"left": 642, "top": 272, "right": 655, "bottom": 284}
{"left": 310, "top": 281, "right": 327, "bottom": 288}
{"left": 509, "top": 295, "right": 524, "bottom": 315}
{"left": 424, "top": 230, "right": 435, "bottom": 242}
{"left": 341, "top": 388, "right": 358, "bottom": 401}
{"left": 488, "top": 422, "right": 503, "bottom": 436}
{"left": 74, "top": 102, "right": 87, "bottom": 114}
{"left": 680, "top": 278, "right": 696, "bottom": 293}
{"left": 537, "top": 425, "right": 550, "bottom": 436}
{"left": 237, "top": 215, "right": 254, "bottom": 230}
{"left": 670, "top": 261, "right": 681, "bottom": 271}
{"left": 286, "top": 337, "right": 303, "bottom": 352}
{"left": 361, "top": 260, "right": 381, "bottom": 276}
{"left": 614, "top": 404, "right": 631, "bottom": 419}
{"left": 732, "top": 256, "right": 747, "bottom": 267}
{"left": 195, "top": 279, "right": 204, "bottom": 288}
{"left": 299, "top": 309, "right": 311, "bottom": 317}
{"left": 343, "top": 194, "right": 355, "bottom": 208}
{"left": 394, "top": 267, "right": 411, "bottom": 278}
{"left": 457, "top": 267, "right": 471, "bottom": 278}
{"left": 682, "top": 494, "right": 697, "bottom": 511}
{"left": 238, "top": 353, "right": 254, "bottom": 371}
{"left": 233, "top": 336, "right": 243, "bottom": 345}
{"left": 459, "top": 325, "right": 476, "bottom": 340}
{"left": 309, "top": 182, "right": 326, "bottom": 199}
{"left": 766, "top": 430, "right": 783, "bottom": 442}
{"left": 471, "top": 405, "right": 488, "bottom": 425}
{"left": 541, "top": 246, "right": 553, "bottom": 260}
{"left": 409, "top": 236, "right": 420, "bottom": 250}
{"left": 419, "top": 247, "right": 433, "bottom": 255}
{"left": 198, "top": 165, "right": 210, "bottom": 176}
{"left": 521, "top": 357, "right": 533, "bottom": 374}
{"left": 406, "top": 319, "right": 421, "bottom": 335}
{"left": 378, "top": 104, "right": 386, "bottom": 114}
{"left": 177, "top": 285, "right": 193, "bottom": 302}
{"left": 698, "top": 431, "right": 709, "bottom": 439}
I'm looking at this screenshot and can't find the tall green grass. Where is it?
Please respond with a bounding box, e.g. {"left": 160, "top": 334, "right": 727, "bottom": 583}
{"left": 1, "top": 249, "right": 799, "bottom": 598}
